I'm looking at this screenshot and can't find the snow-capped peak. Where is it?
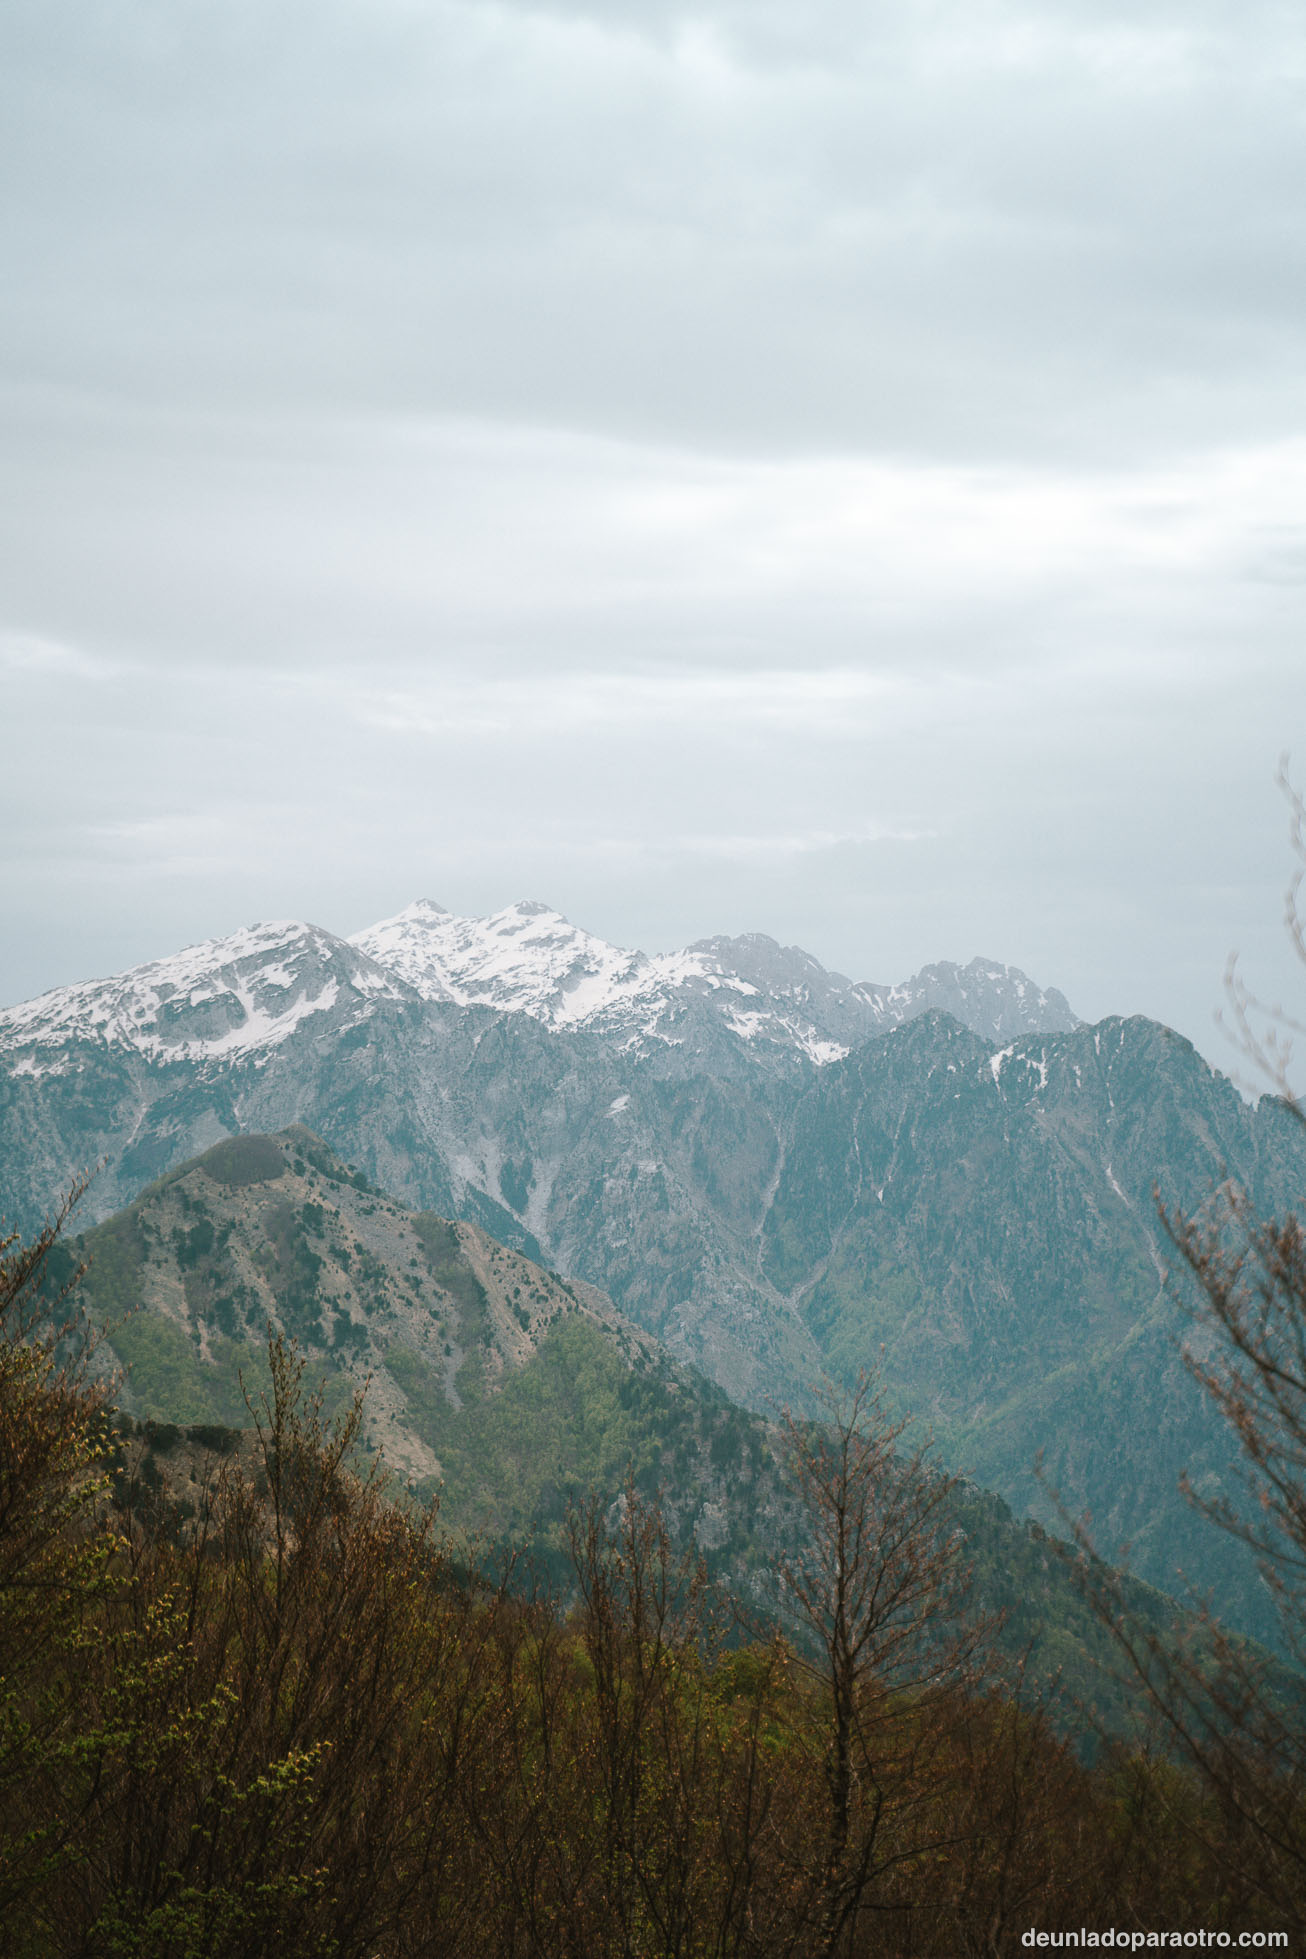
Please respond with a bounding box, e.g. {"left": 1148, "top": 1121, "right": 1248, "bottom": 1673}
{"left": 0, "top": 919, "right": 412, "bottom": 1071}
{"left": 349, "top": 905, "right": 1078, "bottom": 1060}
{"left": 351, "top": 898, "right": 651, "bottom": 1024}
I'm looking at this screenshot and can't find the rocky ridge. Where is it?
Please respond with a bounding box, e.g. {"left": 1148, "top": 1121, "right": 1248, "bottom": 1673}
{"left": 350, "top": 898, "right": 1080, "bottom": 1058}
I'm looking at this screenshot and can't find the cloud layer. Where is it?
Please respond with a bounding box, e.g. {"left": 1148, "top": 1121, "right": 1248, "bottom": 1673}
{"left": 3, "top": 0, "right": 1305, "bottom": 1059}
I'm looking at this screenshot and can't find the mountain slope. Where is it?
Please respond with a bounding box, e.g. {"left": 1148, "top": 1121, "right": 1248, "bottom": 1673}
{"left": 757, "top": 1010, "right": 1305, "bottom": 1635}
{"left": 0, "top": 920, "right": 414, "bottom": 1073}
{"left": 1, "top": 902, "right": 1077, "bottom": 1087}
{"left": 68, "top": 1125, "right": 652, "bottom": 1498}
{"left": 57, "top": 1127, "right": 836, "bottom": 1612}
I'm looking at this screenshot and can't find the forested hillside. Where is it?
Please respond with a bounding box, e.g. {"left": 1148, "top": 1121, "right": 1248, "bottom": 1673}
{"left": 4, "top": 1201, "right": 1305, "bottom": 1955}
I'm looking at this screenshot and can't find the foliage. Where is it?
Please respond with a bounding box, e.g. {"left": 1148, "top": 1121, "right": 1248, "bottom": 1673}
{"left": 109, "top": 1313, "right": 271, "bottom": 1428}
{"left": 4, "top": 1200, "right": 1305, "bottom": 1952}
{"left": 0, "top": 1182, "right": 122, "bottom": 1933}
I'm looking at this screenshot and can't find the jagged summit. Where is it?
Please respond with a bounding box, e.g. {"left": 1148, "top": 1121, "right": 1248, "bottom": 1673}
{"left": 869, "top": 956, "right": 1079, "bottom": 1045}
{"left": 0, "top": 919, "right": 414, "bottom": 1071}
{"left": 350, "top": 904, "right": 1079, "bottom": 1054}
{"left": 352, "top": 898, "right": 649, "bottom": 1025}
{"left": 350, "top": 904, "right": 860, "bottom": 1059}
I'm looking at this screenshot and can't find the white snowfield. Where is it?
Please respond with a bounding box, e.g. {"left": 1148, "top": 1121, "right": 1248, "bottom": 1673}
{"left": 0, "top": 921, "right": 411, "bottom": 1072}
{"left": 351, "top": 898, "right": 653, "bottom": 1024}
{"left": 349, "top": 898, "right": 860, "bottom": 1059}
{"left": 0, "top": 898, "right": 1078, "bottom": 1070}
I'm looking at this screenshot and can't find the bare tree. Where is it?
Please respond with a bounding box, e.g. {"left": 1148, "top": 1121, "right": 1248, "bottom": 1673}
{"left": 1078, "top": 766, "right": 1306, "bottom": 1936}
{"left": 1218, "top": 755, "right": 1306, "bottom": 1108}
{"left": 777, "top": 1371, "right": 988, "bottom": 1958}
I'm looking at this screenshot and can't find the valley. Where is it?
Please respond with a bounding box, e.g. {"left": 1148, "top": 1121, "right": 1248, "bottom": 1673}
{"left": 3, "top": 900, "right": 1300, "bottom": 1641}
{"left": 56, "top": 1121, "right": 1187, "bottom": 1732}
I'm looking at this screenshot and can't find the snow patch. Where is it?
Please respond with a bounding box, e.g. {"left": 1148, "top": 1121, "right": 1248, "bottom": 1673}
{"left": 191, "top": 979, "right": 341, "bottom": 1058}
{"left": 8, "top": 1052, "right": 64, "bottom": 1078}
{"left": 989, "top": 1045, "right": 1015, "bottom": 1083}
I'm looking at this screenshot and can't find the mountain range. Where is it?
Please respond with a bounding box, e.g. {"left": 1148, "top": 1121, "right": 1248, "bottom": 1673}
{"left": 1, "top": 899, "right": 1294, "bottom": 1641}
{"left": 0, "top": 899, "right": 1077, "bottom": 1077}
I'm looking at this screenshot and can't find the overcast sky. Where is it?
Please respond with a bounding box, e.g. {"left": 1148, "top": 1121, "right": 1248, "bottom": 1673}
{"left": 3, "top": 0, "right": 1306, "bottom": 1064}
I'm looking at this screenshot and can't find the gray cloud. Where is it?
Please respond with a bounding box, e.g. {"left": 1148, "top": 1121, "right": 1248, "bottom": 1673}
{"left": 2, "top": 0, "right": 1306, "bottom": 1062}
{"left": 5, "top": 0, "right": 1306, "bottom": 455}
